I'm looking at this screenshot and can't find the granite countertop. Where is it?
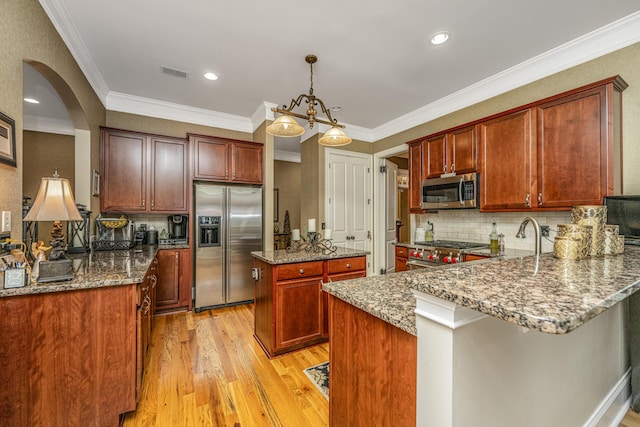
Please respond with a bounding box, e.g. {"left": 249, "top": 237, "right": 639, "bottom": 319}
{"left": 0, "top": 245, "right": 159, "bottom": 298}
{"left": 252, "top": 247, "right": 369, "bottom": 265}
{"left": 323, "top": 246, "right": 640, "bottom": 335}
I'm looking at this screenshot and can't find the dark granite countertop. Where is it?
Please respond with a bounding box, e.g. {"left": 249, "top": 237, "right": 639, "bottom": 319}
{"left": 251, "top": 247, "right": 369, "bottom": 265}
{"left": 0, "top": 245, "right": 159, "bottom": 297}
{"left": 323, "top": 246, "right": 640, "bottom": 335}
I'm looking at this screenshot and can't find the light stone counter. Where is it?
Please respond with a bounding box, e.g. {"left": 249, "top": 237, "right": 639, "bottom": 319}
{"left": 0, "top": 245, "right": 159, "bottom": 297}
{"left": 251, "top": 247, "right": 369, "bottom": 265}
{"left": 323, "top": 246, "right": 640, "bottom": 335}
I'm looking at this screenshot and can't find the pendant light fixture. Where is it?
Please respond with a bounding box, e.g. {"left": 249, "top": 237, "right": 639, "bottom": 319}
{"left": 267, "top": 54, "right": 351, "bottom": 147}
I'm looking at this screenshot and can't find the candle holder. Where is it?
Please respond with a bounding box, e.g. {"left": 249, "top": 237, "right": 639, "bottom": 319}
{"left": 287, "top": 231, "right": 337, "bottom": 255}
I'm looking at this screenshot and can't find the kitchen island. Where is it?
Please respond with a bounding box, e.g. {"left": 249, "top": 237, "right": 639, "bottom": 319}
{"left": 323, "top": 246, "right": 640, "bottom": 427}
{"left": 0, "top": 246, "right": 159, "bottom": 427}
{"left": 251, "top": 247, "right": 368, "bottom": 358}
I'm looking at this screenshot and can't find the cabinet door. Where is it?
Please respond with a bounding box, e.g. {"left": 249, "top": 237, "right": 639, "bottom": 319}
{"left": 425, "top": 135, "right": 446, "bottom": 178}
{"left": 536, "top": 86, "right": 608, "bottom": 208}
{"left": 101, "top": 129, "right": 147, "bottom": 212}
{"left": 408, "top": 140, "right": 424, "bottom": 212}
{"left": 231, "top": 143, "right": 263, "bottom": 184}
{"left": 449, "top": 125, "right": 477, "bottom": 175}
{"left": 156, "top": 250, "right": 181, "bottom": 309}
{"left": 150, "top": 137, "right": 189, "bottom": 212}
{"left": 395, "top": 257, "right": 408, "bottom": 272}
{"left": 193, "top": 137, "right": 229, "bottom": 181}
{"left": 479, "top": 109, "right": 535, "bottom": 211}
{"left": 275, "top": 277, "right": 323, "bottom": 350}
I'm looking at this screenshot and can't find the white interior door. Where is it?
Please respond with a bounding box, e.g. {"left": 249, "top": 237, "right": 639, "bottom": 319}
{"left": 326, "top": 150, "right": 372, "bottom": 274}
{"left": 384, "top": 160, "right": 398, "bottom": 273}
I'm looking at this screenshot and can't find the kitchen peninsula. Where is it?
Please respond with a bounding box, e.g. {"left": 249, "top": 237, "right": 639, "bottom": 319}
{"left": 323, "top": 247, "right": 640, "bottom": 427}
{"left": 251, "top": 247, "right": 368, "bottom": 358}
{"left": 0, "top": 246, "right": 160, "bottom": 426}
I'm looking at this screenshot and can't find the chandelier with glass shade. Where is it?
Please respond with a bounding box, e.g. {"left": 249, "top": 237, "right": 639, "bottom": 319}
{"left": 266, "top": 54, "right": 351, "bottom": 147}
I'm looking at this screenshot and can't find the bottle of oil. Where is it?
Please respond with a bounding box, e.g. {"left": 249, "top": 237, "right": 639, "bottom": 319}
{"left": 489, "top": 222, "right": 499, "bottom": 254}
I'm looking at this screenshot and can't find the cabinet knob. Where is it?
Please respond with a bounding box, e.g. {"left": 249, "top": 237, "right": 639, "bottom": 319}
{"left": 524, "top": 194, "right": 530, "bottom": 207}
{"left": 299, "top": 269, "right": 304, "bottom": 274}
{"left": 346, "top": 263, "right": 351, "bottom": 268}
{"left": 537, "top": 193, "right": 543, "bottom": 206}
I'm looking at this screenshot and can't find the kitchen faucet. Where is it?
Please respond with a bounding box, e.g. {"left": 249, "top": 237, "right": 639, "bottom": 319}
{"left": 516, "top": 216, "right": 542, "bottom": 255}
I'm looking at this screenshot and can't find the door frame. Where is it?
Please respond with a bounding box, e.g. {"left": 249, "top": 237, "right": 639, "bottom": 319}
{"left": 373, "top": 144, "right": 410, "bottom": 276}
{"left": 324, "top": 148, "right": 374, "bottom": 276}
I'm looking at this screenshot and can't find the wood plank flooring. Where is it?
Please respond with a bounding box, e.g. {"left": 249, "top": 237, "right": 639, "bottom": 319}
{"left": 123, "top": 304, "right": 329, "bottom": 427}
{"left": 123, "top": 302, "right": 640, "bottom": 427}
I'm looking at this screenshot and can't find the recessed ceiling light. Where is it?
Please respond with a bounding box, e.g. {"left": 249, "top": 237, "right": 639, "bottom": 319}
{"left": 430, "top": 31, "right": 450, "bottom": 45}
{"left": 203, "top": 72, "right": 218, "bottom": 81}
{"left": 331, "top": 105, "right": 343, "bottom": 112}
{"left": 24, "top": 97, "right": 39, "bottom": 104}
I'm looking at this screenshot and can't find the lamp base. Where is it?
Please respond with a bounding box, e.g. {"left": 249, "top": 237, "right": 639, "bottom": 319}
{"left": 38, "top": 259, "right": 73, "bottom": 283}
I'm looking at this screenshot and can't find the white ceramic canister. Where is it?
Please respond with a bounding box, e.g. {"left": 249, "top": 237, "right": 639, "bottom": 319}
{"left": 415, "top": 227, "right": 426, "bottom": 242}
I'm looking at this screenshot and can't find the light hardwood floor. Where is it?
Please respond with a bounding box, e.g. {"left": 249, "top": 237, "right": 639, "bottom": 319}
{"left": 123, "top": 304, "right": 329, "bottom": 427}
{"left": 123, "top": 303, "right": 640, "bottom": 427}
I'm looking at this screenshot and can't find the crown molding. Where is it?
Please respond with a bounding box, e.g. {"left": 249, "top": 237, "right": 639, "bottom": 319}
{"left": 23, "top": 114, "right": 75, "bottom": 135}
{"left": 106, "top": 91, "right": 253, "bottom": 133}
{"left": 371, "top": 11, "right": 640, "bottom": 141}
{"left": 39, "top": 0, "right": 109, "bottom": 105}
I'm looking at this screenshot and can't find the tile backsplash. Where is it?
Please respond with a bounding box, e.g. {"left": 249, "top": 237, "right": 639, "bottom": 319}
{"left": 415, "top": 210, "right": 572, "bottom": 253}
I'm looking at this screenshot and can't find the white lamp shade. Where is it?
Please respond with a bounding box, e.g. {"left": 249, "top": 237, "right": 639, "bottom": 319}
{"left": 24, "top": 177, "right": 82, "bottom": 222}
{"left": 266, "top": 115, "right": 305, "bottom": 137}
{"left": 318, "top": 126, "right": 352, "bottom": 146}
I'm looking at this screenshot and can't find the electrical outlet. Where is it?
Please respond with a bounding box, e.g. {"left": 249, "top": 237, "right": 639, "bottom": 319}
{"left": 541, "top": 225, "right": 550, "bottom": 237}
{"left": 1, "top": 211, "right": 10, "bottom": 233}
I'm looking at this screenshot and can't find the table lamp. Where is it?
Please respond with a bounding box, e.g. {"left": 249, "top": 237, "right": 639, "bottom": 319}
{"left": 23, "top": 169, "right": 82, "bottom": 282}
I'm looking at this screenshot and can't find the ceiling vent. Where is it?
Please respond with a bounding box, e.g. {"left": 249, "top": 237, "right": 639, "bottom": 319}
{"left": 161, "top": 66, "right": 189, "bottom": 79}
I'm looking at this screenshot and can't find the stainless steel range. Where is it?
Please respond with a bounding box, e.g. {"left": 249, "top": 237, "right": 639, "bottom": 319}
{"left": 406, "top": 240, "right": 489, "bottom": 269}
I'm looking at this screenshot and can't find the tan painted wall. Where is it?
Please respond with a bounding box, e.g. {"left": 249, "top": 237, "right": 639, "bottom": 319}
{"left": 0, "top": 0, "right": 105, "bottom": 240}
{"left": 274, "top": 161, "right": 301, "bottom": 231}
{"left": 374, "top": 42, "right": 640, "bottom": 194}
{"left": 23, "top": 131, "right": 75, "bottom": 241}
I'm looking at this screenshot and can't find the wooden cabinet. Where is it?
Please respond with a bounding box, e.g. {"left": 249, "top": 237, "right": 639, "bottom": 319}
{"left": 0, "top": 285, "right": 138, "bottom": 426}
{"left": 190, "top": 133, "right": 263, "bottom": 184}
{"left": 465, "top": 253, "right": 491, "bottom": 262}
{"left": 479, "top": 109, "right": 535, "bottom": 210}
{"left": 425, "top": 125, "right": 477, "bottom": 178}
{"left": 329, "top": 294, "right": 416, "bottom": 427}
{"left": 408, "top": 139, "right": 425, "bottom": 213}
{"left": 253, "top": 255, "right": 366, "bottom": 358}
{"left": 155, "top": 248, "right": 191, "bottom": 313}
{"left": 480, "top": 76, "right": 626, "bottom": 211}
{"left": 136, "top": 261, "right": 156, "bottom": 402}
{"left": 395, "top": 245, "right": 408, "bottom": 272}
{"left": 100, "top": 128, "right": 189, "bottom": 213}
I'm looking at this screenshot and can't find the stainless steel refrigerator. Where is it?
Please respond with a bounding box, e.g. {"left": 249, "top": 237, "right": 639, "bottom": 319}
{"left": 194, "top": 183, "right": 263, "bottom": 311}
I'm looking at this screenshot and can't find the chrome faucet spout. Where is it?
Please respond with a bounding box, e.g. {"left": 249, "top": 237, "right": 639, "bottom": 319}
{"left": 515, "top": 216, "right": 541, "bottom": 255}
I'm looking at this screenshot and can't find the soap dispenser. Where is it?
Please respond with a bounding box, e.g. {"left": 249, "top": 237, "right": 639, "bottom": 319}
{"left": 426, "top": 221, "right": 434, "bottom": 242}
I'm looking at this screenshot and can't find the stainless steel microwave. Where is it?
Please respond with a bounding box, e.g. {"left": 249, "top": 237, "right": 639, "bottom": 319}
{"left": 422, "top": 173, "right": 479, "bottom": 210}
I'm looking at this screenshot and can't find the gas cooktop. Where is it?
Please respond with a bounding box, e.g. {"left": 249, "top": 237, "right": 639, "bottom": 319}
{"left": 413, "top": 240, "right": 489, "bottom": 250}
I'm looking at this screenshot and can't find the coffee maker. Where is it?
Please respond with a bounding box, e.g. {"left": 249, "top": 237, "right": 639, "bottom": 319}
{"left": 167, "top": 215, "right": 188, "bottom": 243}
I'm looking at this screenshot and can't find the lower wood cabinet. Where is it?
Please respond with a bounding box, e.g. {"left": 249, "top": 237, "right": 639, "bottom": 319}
{"left": 155, "top": 248, "right": 191, "bottom": 313}
{"left": 136, "top": 259, "right": 157, "bottom": 402}
{"left": 395, "top": 246, "right": 408, "bottom": 272}
{"left": 253, "top": 256, "right": 366, "bottom": 358}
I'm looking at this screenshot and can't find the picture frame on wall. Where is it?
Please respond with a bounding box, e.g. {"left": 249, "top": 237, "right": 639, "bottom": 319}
{"left": 0, "top": 111, "right": 17, "bottom": 167}
{"left": 92, "top": 169, "right": 100, "bottom": 196}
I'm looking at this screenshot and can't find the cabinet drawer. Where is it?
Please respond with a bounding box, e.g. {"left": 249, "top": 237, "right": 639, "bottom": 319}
{"left": 329, "top": 271, "right": 366, "bottom": 282}
{"left": 395, "top": 246, "right": 408, "bottom": 258}
{"left": 276, "top": 261, "right": 324, "bottom": 281}
{"left": 327, "top": 257, "right": 366, "bottom": 274}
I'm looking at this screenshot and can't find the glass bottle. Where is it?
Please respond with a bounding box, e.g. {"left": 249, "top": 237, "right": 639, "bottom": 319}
{"left": 498, "top": 233, "right": 505, "bottom": 255}
{"left": 489, "top": 222, "right": 499, "bottom": 254}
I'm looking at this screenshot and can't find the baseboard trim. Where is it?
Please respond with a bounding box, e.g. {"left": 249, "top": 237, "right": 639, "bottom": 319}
{"left": 583, "top": 368, "right": 631, "bottom": 427}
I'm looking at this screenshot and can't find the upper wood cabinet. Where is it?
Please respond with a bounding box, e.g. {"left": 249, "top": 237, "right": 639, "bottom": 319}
{"left": 479, "top": 109, "right": 535, "bottom": 210}
{"left": 190, "top": 134, "right": 263, "bottom": 184}
{"left": 408, "top": 139, "right": 425, "bottom": 213}
{"left": 479, "top": 76, "right": 626, "bottom": 211}
{"left": 425, "top": 125, "right": 477, "bottom": 178}
{"left": 101, "top": 128, "right": 189, "bottom": 213}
